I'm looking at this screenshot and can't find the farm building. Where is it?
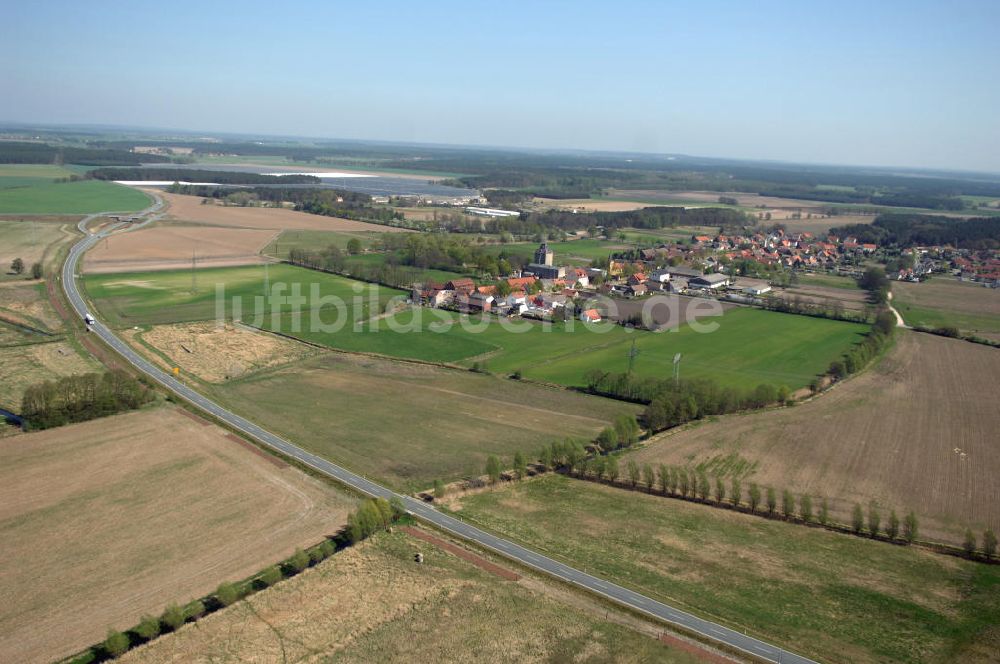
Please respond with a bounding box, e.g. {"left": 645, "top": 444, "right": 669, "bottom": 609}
{"left": 464, "top": 206, "right": 520, "bottom": 218}
{"left": 580, "top": 309, "right": 602, "bottom": 323}
{"left": 688, "top": 274, "right": 730, "bottom": 290}
{"left": 741, "top": 281, "right": 772, "bottom": 296}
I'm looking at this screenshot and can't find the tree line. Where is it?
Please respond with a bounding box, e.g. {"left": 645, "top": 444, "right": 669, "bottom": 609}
{"left": 0, "top": 141, "right": 171, "bottom": 166}
{"left": 20, "top": 370, "right": 154, "bottom": 430}
{"left": 481, "top": 206, "right": 750, "bottom": 237}
{"left": 832, "top": 214, "right": 1000, "bottom": 250}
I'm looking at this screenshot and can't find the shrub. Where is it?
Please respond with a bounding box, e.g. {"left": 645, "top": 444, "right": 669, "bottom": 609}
{"left": 103, "top": 629, "right": 129, "bottom": 658}
{"left": 186, "top": 600, "right": 206, "bottom": 620}
{"left": 216, "top": 581, "right": 241, "bottom": 607}
{"left": 260, "top": 565, "right": 283, "bottom": 587}
{"left": 289, "top": 548, "right": 310, "bottom": 573}
{"left": 161, "top": 603, "right": 185, "bottom": 631}
{"left": 135, "top": 614, "right": 161, "bottom": 640}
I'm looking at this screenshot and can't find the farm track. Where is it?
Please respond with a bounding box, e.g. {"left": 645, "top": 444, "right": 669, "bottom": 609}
{"left": 63, "top": 193, "right": 816, "bottom": 664}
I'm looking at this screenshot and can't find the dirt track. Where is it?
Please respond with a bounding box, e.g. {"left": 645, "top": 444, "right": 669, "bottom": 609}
{"left": 0, "top": 407, "right": 353, "bottom": 664}
{"left": 155, "top": 190, "right": 412, "bottom": 233}
{"left": 630, "top": 331, "right": 1000, "bottom": 544}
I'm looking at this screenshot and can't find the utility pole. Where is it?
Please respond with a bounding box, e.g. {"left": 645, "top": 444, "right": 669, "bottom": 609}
{"left": 627, "top": 338, "right": 640, "bottom": 377}
{"left": 191, "top": 249, "right": 197, "bottom": 294}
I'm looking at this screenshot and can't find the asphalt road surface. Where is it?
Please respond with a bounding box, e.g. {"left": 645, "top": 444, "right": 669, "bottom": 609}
{"left": 61, "top": 194, "right": 816, "bottom": 664}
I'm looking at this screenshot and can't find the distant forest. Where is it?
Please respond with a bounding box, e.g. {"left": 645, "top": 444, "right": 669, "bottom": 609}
{"left": 0, "top": 141, "right": 171, "bottom": 166}
{"left": 4, "top": 135, "right": 1000, "bottom": 214}
{"left": 831, "top": 213, "right": 1000, "bottom": 249}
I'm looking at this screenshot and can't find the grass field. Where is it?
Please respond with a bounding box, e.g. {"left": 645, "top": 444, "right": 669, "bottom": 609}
{"left": 627, "top": 331, "right": 1000, "bottom": 544}
{"left": 893, "top": 278, "right": 1000, "bottom": 340}
{"left": 207, "top": 352, "right": 638, "bottom": 490}
{"left": 0, "top": 179, "right": 150, "bottom": 214}
{"left": 0, "top": 407, "right": 354, "bottom": 664}
{"left": 284, "top": 299, "right": 865, "bottom": 393}
{"left": 82, "top": 264, "right": 406, "bottom": 327}
{"left": 0, "top": 218, "right": 77, "bottom": 281}
{"left": 451, "top": 474, "right": 1000, "bottom": 664}
{"left": 119, "top": 531, "right": 693, "bottom": 664}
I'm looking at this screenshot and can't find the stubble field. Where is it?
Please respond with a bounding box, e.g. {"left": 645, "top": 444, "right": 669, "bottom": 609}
{"left": 0, "top": 407, "right": 354, "bottom": 664}
{"left": 157, "top": 189, "right": 412, "bottom": 233}
{"left": 120, "top": 531, "right": 694, "bottom": 664}
{"left": 627, "top": 331, "right": 1000, "bottom": 543}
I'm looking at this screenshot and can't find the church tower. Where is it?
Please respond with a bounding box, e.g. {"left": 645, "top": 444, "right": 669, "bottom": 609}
{"left": 534, "top": 243, "right": 553, "bottom": 266}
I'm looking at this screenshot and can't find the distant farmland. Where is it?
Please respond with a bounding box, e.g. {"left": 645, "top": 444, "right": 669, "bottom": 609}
{"left": 627, "top": 331, "right": 1000, "bottom": 544}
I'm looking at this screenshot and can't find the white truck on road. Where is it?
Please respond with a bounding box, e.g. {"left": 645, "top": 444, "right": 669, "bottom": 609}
{"left": 84, "top": 313, "right": 96, "bottom": 326}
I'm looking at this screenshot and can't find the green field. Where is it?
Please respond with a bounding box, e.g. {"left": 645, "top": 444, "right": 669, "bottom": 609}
{"left": 0, "top": 178, "right": 150, "bottom": 214}
{"left": 795, "top": 272, "right": 862, "bottom": 290}
{"left": 452, "top": 475, "right": 1000, "bottom": 664}
{"left": 523, "top": 307, "right": 868, "bottom": 391}
{"left": 0, "top": 165, "right": 75, "bottom": 179}
{"left": 83, "top": 264, "right": 405, "bottom": 327}
{"left": 208, "top": 352, "right": 639, "bottom": 490}
{"left": 86, "top": 266, "right": 867, "bottom": 391}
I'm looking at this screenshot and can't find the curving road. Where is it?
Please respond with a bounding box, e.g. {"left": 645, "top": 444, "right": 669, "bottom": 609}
{"left": 62, "top": 194, "right": 815, "bottom": 664}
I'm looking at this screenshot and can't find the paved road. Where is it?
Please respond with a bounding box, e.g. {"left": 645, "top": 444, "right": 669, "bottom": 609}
{"left": 62, "top": 196, "right": 816, "bottom": 664}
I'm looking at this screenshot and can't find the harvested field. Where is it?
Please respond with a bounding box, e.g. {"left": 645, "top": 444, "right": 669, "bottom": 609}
{"left": 893, "top": 278, "right": 1000, "bottom": 341}
{"left": 534, "top": 197, "right": 653, "bottom": 212}
{"left": 156, "top": 189, "right": 412, "bottom": 233}
{"left": 0, "top": 407, "right": 353, "bottom": 664}
{"left": 83, "top": 224, "right": 278, "bottom": 273}
{"left": 131, "top": 321, "right": 316, "bottom": 382}
{"left": 0, "top": 340, "right": 97, "bottom": 411}
{"left": 208, "top": 352, "right": 640, "bottom": 491}
{"left": 119, "top": 531, "right": 692, "bottom": 664}
{"left": 455, "top": 475, "right": 1000, "bottom": 664}
{"left": 628, "top": 331, "right": 1000, "bottom": 544}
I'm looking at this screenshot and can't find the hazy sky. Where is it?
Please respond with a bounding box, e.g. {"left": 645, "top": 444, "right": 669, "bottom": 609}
{"left": 4, "top": 0, "right": 999, "bottom": 171}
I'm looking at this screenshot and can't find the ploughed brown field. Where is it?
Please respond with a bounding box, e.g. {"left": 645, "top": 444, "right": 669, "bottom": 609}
{"left": 83, "top": 224, "right": 279, "bottom": 273}
{"left": 154, "top": 190, "right": 412, "bottom": 233}
{"left": 0, "top": 407, "right": 353, "bottom": 664}
{"left": 628, "top": 331, "right": 1000, "bottom": 544}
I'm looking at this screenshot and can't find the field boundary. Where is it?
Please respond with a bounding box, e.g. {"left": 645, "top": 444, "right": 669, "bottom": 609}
{"left": 401, "top": 525, "right": 520, "bottom": 581}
